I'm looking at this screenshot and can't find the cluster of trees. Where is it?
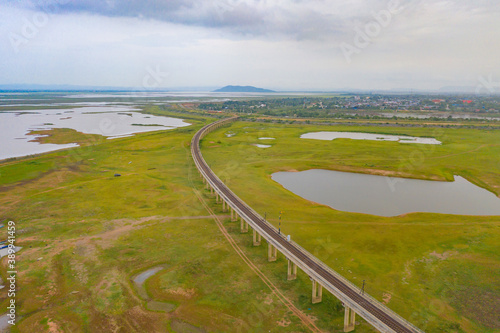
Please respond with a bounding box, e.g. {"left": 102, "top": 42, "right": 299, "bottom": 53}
{"left": 196, "top": 95, "right": 500, "bottom": 118}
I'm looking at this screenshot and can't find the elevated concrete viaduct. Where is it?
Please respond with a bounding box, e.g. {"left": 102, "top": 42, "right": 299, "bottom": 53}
{"left": 191, "top": 117, "right": 424, "bottom": 333}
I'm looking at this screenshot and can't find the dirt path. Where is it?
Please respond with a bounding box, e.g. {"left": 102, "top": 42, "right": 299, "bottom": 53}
{"left": 193, "top": 188, "right": 323, "bottom": 333}
{"left": 17, "top": 215, "right": 229, "bottom": 258}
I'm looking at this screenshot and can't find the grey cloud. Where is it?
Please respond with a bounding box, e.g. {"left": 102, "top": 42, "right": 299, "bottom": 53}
{"left": 5, "top": 0, "right": 353, "bottom": 40}
{"left": 1, "top": 0, "right": 499, "bottom": 90}
{"left": 6, "top": 0, "right": 500, "bottom": 42}
{"left": 24, "top": 0, "right": 260, "bottom": 27}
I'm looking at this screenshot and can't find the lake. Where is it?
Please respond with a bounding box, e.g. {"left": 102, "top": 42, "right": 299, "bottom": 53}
{"left": 272, "top": 169, "right": 500, "bottom": 216}
{"left": 301, "top": 132, "right": 441, "bottom": 145}
{"left": 0, "top": 106, "right": 190, "bottom": 160}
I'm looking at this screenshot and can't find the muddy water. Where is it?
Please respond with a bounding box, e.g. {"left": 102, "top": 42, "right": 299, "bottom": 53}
{"left": 132, "top": 266, "right": 177, "bottom": 313}
{"left": 272, "top": 169, "right": 500, "bottom": 217}
{"left": 301, "top": 131, "right": 441, "bottom": 145}
{"left": 0, "top": 106, "right": 190, "bottom": 160}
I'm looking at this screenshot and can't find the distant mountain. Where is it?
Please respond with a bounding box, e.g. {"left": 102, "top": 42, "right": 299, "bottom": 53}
{"left": 213, "top": 85, "right": 275, "bottom": 93}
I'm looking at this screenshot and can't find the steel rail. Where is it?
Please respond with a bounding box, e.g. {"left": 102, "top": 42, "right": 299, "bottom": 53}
{"left": 191, "top": 117, "right": 424, "bottom": 333}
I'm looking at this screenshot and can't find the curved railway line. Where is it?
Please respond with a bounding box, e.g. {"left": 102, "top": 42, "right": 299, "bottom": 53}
{"left": 191, "top": 117, "right": 424, "bottom": 333}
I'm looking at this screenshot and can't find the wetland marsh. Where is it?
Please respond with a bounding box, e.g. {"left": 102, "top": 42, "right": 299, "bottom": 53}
{"left": 1, "top": 102, "right": 499, "bottom": 332}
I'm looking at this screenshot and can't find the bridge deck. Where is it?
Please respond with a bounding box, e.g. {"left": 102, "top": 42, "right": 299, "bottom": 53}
{"left": 191, "top": 117, "right": 423, "bottom": 333}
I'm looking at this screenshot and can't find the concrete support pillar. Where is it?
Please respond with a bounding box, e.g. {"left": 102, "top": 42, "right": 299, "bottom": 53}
{"left": 222, "top": 200, "right": 227, "bottom": 212}
{"left": 312, "top": 280, "right": 323, "bottom": 304}
{"left": 240, "top": 219, "right": 248, "bottom": 233}
{"left": 205, "top": 181, "right": 209, "bottom": 190}
{"left": 210, "top": 187, "right": 214, "bottom": 195}
{"left": 287, "top": 259, "right": 297, "bottom": 280}
{"left": 344, "top": 306, "right": 356, "bottom": 332}
{"left": 253, "top": 229, "right": 261, "bottom": 246}
{"left": 268, "top": 243, "right": 277, "bottom": 262}
{"left": 216, "top": 192, "right": 220, "bottom": 203}
{"left": 231, "top": 208, "right": 239, "bottom": 222}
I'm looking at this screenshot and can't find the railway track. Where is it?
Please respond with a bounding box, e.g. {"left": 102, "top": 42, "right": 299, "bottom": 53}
{"left": 191, "top": 117, "right": 423, "bottom": 333}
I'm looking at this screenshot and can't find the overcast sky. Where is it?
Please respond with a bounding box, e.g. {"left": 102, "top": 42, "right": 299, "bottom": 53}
{"left": 1, "top": 0, "right": 499, "bottom": 91}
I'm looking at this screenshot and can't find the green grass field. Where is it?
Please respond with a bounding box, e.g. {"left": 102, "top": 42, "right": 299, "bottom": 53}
{"left": 201, "top": 121, "right": 500, "bottom": 333}
{"left": 1, "top": 111, "right": 499, "bottom": 332}
{"left": 0, "top": 111, "right": 379, "bottom": 332}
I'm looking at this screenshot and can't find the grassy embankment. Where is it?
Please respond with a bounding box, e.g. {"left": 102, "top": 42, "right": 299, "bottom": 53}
{"left": 201, "top": 121, "right": 500, "bottom": 333}
{"left": 0, "top": 109, "right": 367, "bottom": 332}
{"left": 243, "top": 112, "right": 500, "bottom": 129}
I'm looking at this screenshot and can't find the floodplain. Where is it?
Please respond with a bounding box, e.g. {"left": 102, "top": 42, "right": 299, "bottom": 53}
{"left": 0, "top": 102, "right": 499, "bottom": 332}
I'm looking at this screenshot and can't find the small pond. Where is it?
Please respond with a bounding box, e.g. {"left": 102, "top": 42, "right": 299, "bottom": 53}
{"left": 132, "top": 266, "right": 177, "bottom": 313}
{"left": 300, "top": 132, "right": 441, "bottom": 145}
{"left": 272, "top": 169, "right": 500, "bottom": 217}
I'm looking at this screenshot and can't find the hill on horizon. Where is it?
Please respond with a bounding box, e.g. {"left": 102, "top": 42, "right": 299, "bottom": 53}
{"left": 213, "top": 85, "right": 275, "bottom": 93}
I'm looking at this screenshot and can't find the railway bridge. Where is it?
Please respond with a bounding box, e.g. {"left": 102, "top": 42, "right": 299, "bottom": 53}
{"left": 191, "top": 116, "right": 424, "bottom": 333}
